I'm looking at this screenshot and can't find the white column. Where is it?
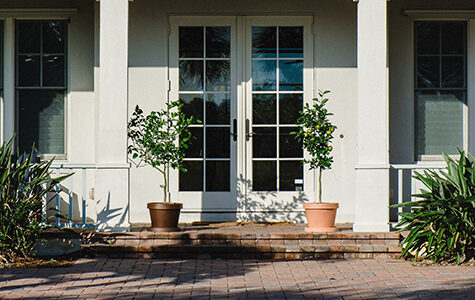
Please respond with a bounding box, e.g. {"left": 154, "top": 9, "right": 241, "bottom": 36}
{"left": 95, "top": 0, "right": 130, "bottom": 231}
{"left": 353, "top": 0, "right": 390, "bottom": 232}
{"left": 2, "top": 18, "right": 15, "bottom": 143}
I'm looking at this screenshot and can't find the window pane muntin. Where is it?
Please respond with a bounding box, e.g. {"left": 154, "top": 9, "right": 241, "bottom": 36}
{"left": 415, "top": 21, "right": 467, "bottom": 157}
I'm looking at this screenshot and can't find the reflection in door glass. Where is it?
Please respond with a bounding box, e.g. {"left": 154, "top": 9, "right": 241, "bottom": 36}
{"left": 253, "top": 94, "right": 276, "bottom": 124}
{"left": 251, "top": 26, "right": 304, "bottom": 191}
{"left": 252, "top": 27, "right": 276, "bottom": 58}
{"left": 179, "top": 26, "right": 232, "bottom": 192}
{"left": 206, "top": 94, "right": 230, "bottom": 124}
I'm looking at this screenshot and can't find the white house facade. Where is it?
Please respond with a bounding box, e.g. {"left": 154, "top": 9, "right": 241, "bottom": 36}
{"left": 0, "top": 0, "right": 472, "bottom": 232}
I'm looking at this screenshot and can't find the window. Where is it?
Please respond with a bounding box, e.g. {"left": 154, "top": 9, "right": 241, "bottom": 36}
{"left": 415, "top": 21, "right": 466, "bottom": 157}
{"left": 16, "top": 20, "right": 67, "bottom": 155}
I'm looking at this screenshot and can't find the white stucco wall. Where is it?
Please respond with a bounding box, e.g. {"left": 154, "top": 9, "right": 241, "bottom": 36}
{"left": 0, "top": 0, "right": 96, "bottom": 223}
{"left": 388, "top": 0, "right": 475, "bottom": 221}
{"left": 127, "top": 0, "right": 358, "bottom": 224}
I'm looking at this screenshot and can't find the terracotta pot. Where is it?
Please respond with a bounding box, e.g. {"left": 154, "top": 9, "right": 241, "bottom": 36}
{"left": 147, "top": 202, "right": 182, "bottom": 232}
{"left": 303, "top": 203, "right": 339, "bottom": 233}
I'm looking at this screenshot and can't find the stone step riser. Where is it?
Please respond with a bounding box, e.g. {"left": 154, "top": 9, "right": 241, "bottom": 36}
{"left": 80, "top": 229, "right": 403, "bottom": 260}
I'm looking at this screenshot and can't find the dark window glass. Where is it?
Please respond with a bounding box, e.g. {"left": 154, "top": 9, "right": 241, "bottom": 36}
{"left": 253, "top": 161, "right": 276, "bottom": 191}
{"left": 206, "top": 94, "right": 230, "bottom": 124}
{"left": 206, "top": 161, "right": 230, "bottom": 191}
{"left": 184, "top": 127, "right": 203, "bottom": 158}
{"left": 43, "top": 21, "right": 65, "bottom": 53}
{"left": 18, "top": 55, "right": 40, "bottom": 86}
{"left": 279, "top": 161, "right": 303, "bottom": 191}
{"left": 18, "top": 22, "right": 41, "bottom": 53}
{"left": 252, "top": 60, "right": 276, "bottom": 91}
{"left": 43, "top": 55, "right": 65, "bottom": 86}
{"left": 253, "top": 127, "right": 276, "bottom": 158}
{"left": 253, "top": 94, "right": 276, "bottom": 124}
{"left": 441, "top": 23, "right": 464, "bottom": 55}
{"left": 279, "top": 94, "right": 302, "bottom": 124}
{"left": 416, "top": 22, "right": 439, "bottom": 55}
{"left": 180, "top": 94, "right": 203, "bottom": 124}
{"left": 279, "top": 27, "right": 303, "bottom": 58}
{"left": 18, "top": 90, "right": 65, "bottom": 154}
{"left": 442, "top": 56, "right": 464, "bottom": 88}
{"left": 279, "top": 60, "right": 303, "bottom": 91}
{"left": 206, "top": 60, "right": 230, "bottom": 91}
{"left": 206, "top": 127, "right": 230, "bottom": 158}
{"left": 179, "top": 27, "right": 203, "bottom": 58}
{"left": 417, "top": 56, "right": 439, "bottom": 88}
{"left": 252, "top": 27, "right": 276, "bottom": 58}
{"left": 279, "top": 127, "right": 302, "bottom": 158}
{"left": 206, "top": 27, "right": 230, "bottom": 58}
{"left": 180, "top": 161, "right": 203, "bottom": 191}
{"left": 179, "top": 60, "right": 203, "bottom": 91}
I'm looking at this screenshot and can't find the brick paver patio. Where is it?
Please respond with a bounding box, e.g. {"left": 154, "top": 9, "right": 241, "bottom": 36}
{"left": 0, "top": 258, "right": 474, "bottom": 299}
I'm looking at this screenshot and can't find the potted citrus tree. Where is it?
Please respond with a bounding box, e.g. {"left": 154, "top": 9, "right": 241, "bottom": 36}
{"left": 128, "top": 100, "right": 194, "bottom": 232}
{"left": 293, "top": 90, "right": 338, "bottom": 233}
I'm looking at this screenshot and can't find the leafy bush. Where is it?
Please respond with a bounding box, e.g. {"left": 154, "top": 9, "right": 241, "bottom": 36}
{"left": 393, "top": 151, "right": 475, "bottom": 264}
{"left": 0, "top": 137, "right": 70, "bottom": 262}
{"left": 127, "top": 100, "right": 194, "bottom": 202}
{"left": 293, "top": 90, "right": 337, "bottom": 202}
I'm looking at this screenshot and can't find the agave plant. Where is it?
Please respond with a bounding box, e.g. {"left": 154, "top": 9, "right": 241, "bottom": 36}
{"left": 0, "top": 137, "right": 71, "bottom": 261}
{"left": 392, "top": 151, "right": 475, "bottom": 264}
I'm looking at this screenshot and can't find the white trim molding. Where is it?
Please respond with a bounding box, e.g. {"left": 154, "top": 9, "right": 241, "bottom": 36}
{"left": 0, "top": 8, "right": 77, "bottom": 18}
{"left": 405, "top": 10, "right": 475, "bottom": 19}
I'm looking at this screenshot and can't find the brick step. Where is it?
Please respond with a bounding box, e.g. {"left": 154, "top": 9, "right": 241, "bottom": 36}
{"left": 80, "top": 229, "right": 403, "bottom": 260}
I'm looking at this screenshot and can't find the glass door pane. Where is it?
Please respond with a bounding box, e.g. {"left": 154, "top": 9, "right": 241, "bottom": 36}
{"left": 178, "top": 26, "right": 232, "bottom": 192}
{"left": 250, "top": 26, "right": 304, "bottom": 192}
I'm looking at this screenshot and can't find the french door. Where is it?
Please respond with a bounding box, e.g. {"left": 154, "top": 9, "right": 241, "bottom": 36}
{"left": 169, "top": 16, "right": 314, "bottom": 218}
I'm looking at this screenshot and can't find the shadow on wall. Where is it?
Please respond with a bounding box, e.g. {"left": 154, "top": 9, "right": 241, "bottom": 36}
{"left": 96, "top": 192, "right": 129, "bottom": 231}
{"left": 235, "top": 175, "right": 308, "bottom": 223}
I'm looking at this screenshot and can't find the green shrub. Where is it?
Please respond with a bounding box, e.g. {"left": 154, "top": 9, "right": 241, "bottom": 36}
{"left": 0, "top": 137, "right": 70, "bottom": 262}
{"left": 393, "top": 151, "right": 475, "bottom": 264}
{"left": 127, "top": 100, "right": 194, "bottom": 202}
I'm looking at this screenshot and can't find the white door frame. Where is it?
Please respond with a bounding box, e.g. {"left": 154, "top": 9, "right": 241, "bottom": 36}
{"left": 169, "top": 16, "right": 238, "bottom": 216}
{"left": 241, "top": 16, "right": 314, "bottom": 220}
{"left": 169, "top": 15, "right": 314, "bottom": 220}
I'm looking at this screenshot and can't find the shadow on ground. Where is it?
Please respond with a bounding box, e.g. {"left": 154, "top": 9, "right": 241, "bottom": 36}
{"left": 0, "top": 259, "right": 474, "bottom": 299}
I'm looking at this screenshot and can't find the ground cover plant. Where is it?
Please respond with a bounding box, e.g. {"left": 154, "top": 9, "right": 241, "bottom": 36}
{"left": 393, "top": 151, "right": 475, "bottom": 264}
{"left": 0, "top": 137, "right": 70, "bottom": 264}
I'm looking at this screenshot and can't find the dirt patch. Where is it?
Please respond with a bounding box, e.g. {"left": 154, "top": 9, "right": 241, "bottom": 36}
{"left": 410, "top": 258, "right": 475, "bottom": 267}
{"left": 0, "top": 255, "right": 77, "bottom": 269}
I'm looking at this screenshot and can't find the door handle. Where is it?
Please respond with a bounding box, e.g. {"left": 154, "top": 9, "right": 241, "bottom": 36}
{"left": 231, "top": 118, "right": 237, "bottom": 141}
{"left": 245, "top": 119, "right": 254, "bottom": 141}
